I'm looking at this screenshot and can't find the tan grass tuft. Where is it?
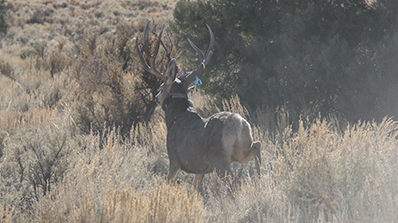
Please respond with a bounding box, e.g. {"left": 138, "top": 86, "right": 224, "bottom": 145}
{"left": 113, "top": 182, "right": 205, "bottom": 223}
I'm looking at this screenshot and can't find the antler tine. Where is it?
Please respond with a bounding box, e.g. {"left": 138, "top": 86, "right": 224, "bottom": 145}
{"left": 181, "top": 25, "right": 215, "bottom": 88}
{"left": 136, "top": 21, "right": 167, "bottom": 81}
{"left": 153, "top": 25, "right": 165, "bottom": 62}
{"left": 187, "top": 24, "right": 215, "bottom": 64}
{"left": 143, "top": 22, "right": 151, "bottom": 59}
{"left": 136, "top": 37, "right": 151, "bottom": 72}
{"left": 188, "top": 38, "right": 205, "bottom": 62}
{"left": 206, "top": 24, "right": 215, "bottom": 59}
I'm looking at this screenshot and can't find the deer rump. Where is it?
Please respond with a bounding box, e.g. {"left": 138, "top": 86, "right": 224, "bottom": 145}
{"left": 166, "top": 111, "right": 261, "bottom": 177}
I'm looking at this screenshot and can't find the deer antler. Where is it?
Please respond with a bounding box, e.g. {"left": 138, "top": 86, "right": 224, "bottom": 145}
{"left": 188, "top": 24, "right": 215, "bottom": 63}
{"left": 181, "top": 24, "right": 215, "bottom": 89}
{"left": 136, "top": 21, "right": 167, "bottom": 81}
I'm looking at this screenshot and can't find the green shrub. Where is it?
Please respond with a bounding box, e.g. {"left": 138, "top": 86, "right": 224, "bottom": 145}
{"left": 0, "top": 0, "right": 8, "bottom": 35}
{"left": 171, "top": 0, "right": 398, "bottom": 123}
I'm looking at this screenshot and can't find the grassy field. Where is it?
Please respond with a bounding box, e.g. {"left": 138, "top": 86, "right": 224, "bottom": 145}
{"left": 1, "top": 0, "right": 398, "bottom": 222}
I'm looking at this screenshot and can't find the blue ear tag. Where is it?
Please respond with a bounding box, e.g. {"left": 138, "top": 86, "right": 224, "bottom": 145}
{"left": 194, "top": 76, "right": 202, "bottom": 86}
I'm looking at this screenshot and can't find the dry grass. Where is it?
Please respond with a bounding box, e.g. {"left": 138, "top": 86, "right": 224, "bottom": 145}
{"left": 1, "top": 1, "right": 398, "bottom": 222}
{"left": 36, "top": 182, "right": 205, "bottom": 223}
{"left": 33, "top": 127, "right": 204, "bottom": 223}
{"left": 2, "top": 91, "right": 398, "bottom": 222}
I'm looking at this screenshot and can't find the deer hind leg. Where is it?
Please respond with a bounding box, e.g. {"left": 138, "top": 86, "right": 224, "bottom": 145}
{"left": 232, "top": 141, "right": 262, "bottom": 177}
{"left": 167, "top": 164, "right": 180, "bottom": 183}
{"left": 193, "top": 174, "right": 205, "bottom": 190}
{"left": 235, "top": 141, "right": 261, "bottom": 164}
{"left": 251, "top": 141, "right": 262, "bottom": 177}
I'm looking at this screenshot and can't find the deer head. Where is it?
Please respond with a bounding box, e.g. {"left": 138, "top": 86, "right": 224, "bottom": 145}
{"left": 136, "top": 21, "right": 215, "bottom": 110}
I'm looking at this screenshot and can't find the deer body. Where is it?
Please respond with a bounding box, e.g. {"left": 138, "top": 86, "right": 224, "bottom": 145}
{"left": 136, "top": 22, "right": 261, "bottom": 189}
{"left": 164, "top": 91, "right": 261, "bottom": 188}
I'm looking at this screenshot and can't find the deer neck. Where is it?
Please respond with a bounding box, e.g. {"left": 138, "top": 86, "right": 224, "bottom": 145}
{"left": 164, "top": 93, "right": 198, "bottom": 129}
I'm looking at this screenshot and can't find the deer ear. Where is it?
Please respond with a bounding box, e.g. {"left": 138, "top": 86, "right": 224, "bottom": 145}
{"left": 165, "top": 59, "right": 178, "bottom": 82}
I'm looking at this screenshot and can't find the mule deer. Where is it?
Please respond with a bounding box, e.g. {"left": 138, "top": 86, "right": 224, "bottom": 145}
{"left": 136, "top": 22, "right": 261, "bottom": 189}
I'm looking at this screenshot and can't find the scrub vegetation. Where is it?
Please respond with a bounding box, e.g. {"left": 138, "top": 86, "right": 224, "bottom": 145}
{"left": 1, "top": 0, "right": 397, "bottom": 222}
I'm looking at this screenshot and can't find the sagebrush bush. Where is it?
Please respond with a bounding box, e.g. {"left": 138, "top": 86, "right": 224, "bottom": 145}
{"left": 31, "top": 126, "right": 202, "bottom": 223}
{"left": 68, "top": 20, "right": 180, "bottom": 135}
{"left": 272, "top": 118, "right": 398, "bottom": 222}
{"left": 0, "top": 109, "right": 77, "bottom": 219}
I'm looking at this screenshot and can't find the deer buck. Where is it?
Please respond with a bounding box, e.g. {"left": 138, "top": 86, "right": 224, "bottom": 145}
{"left": 136, "top": 22, "right": 261, "bottom": 189}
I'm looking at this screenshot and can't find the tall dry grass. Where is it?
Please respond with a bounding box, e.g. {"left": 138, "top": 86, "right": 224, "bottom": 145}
{"left": 192, "top": 115, "right": 398, "bottom": 222}
{"left": 31, "top": 126, "right": 204, "bottom": 223}
{"left": 2, "top": 79, "right": 398, "bottom": 222}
